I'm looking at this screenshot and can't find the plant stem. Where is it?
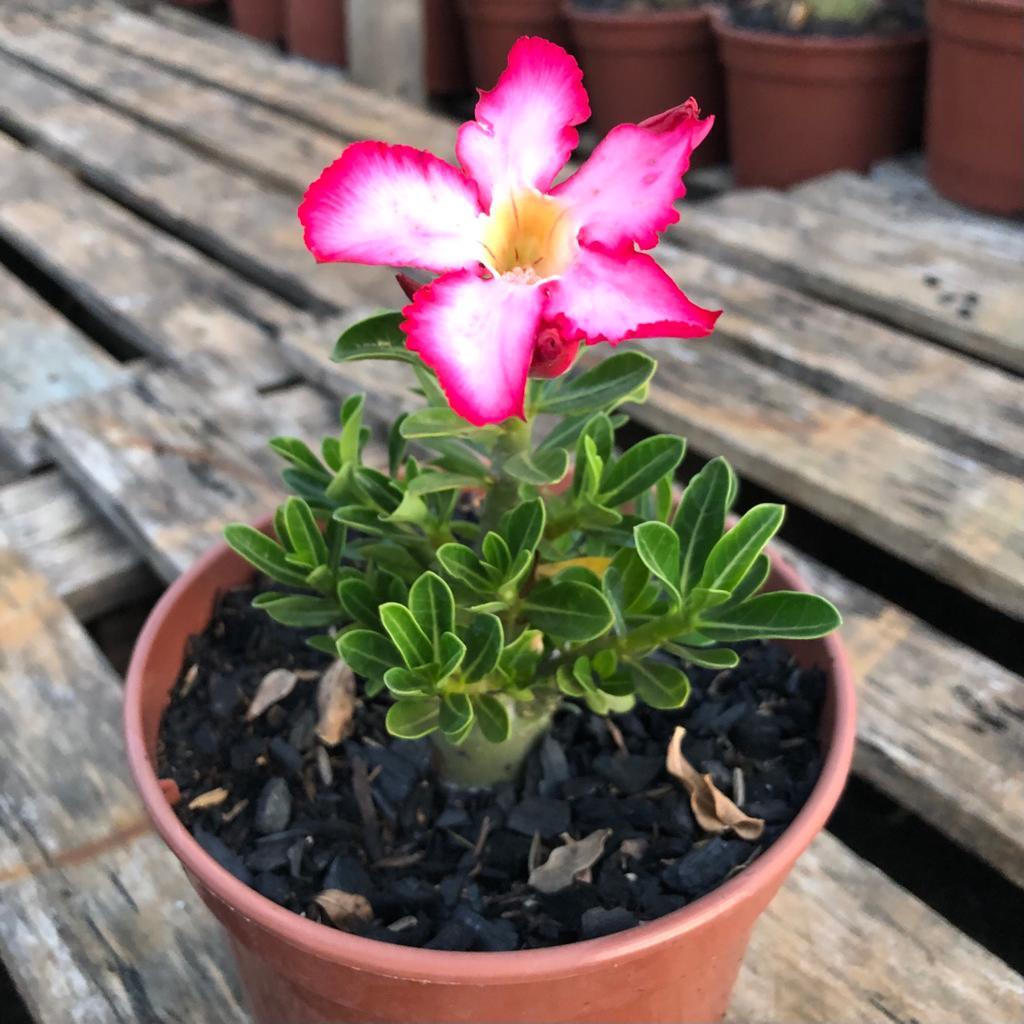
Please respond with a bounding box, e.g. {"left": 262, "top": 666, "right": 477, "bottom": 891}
{"left": 478, "top": 416, "right": 532, "bottom": 537}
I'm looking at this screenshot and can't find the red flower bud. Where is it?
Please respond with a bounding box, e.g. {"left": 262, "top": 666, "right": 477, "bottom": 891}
{"left": 395, "top": 273, "right": 424, "bottom": 302}
{"left": 529, "top": 325, "right": 580, "bottom": 379}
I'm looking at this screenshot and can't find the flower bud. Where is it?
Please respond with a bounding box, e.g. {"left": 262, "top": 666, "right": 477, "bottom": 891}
{"left": 529, "top": 325, "right": 580, "bottom": 379}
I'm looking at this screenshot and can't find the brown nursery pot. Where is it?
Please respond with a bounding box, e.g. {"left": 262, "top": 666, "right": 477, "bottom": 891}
{"left": 926, "top": 0, "right": 1024, "bottom": 214}
{"left": 230, "top": 0, "right": 284, "bottom": 42}
{"left": 714, "top": 17, "right": 925, "bottom": 187}
{"left": 125, "top": 523, "right": 855, "bottom": 1024}
{"left": 565, "top": 5, "right": 728, "bottom": 167}
{"left": 285, "top": 0, "right": 348, "bottom": 66}
{"left": 427, "top": 0, "right": 472, "bottom": 96}
{"left": 460, "top": 0, "right": 569, "bottom": 88}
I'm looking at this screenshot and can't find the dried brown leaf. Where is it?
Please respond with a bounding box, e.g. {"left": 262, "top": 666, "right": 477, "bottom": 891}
{"left": 316, "top": 661, "right": 357, "bottom": 745}
{"left": 187, "top": 787, "right": 229, "bottom": 810}
{"left": 528, "top": 828, "right": 612, "bottom": 894}
{"left": 665, "top": 726, "right": 765, "bottom": 841}
{"left": 246, "top": 668, "right": 298, "bottom": 721}
{"left": 313, "top": 889, "right": 374, "bottom": 931}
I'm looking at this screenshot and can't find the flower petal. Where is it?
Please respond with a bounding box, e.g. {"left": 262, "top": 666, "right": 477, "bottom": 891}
{"left": 457, "top": 37, "right": 589, "bottom": 209}
{"left": 547, "top": 244, "right": 720, "bottom": 345}
{"left": 552, "top": 100, "right": 713, "bottom": 251}
{"left": 299, "top": 141, "right": 483, "bottom": 271}
{"left": 403, "top": 270, "right": 545, "bottom": 426}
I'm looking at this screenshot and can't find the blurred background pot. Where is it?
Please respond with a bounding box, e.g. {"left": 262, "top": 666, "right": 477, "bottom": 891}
{"left": 230, "top": 0, "right": 284, "bottom": 41}
{"left": 925, "top": 0, "right": 1024, "bottom": 214}
{"left": 426, "top": 0, "right": 471, "bottom": 96}
{"left": 285, "top": 0, "right": 349, "bottom": 65}
{"left": 714, "top": 16, "right": 925, "bottom": 187}
{"left": 460, "top": 0, "right": 569, "bottom": 88}
{"left": 566, "top": 3, "right": 727, "bottom": 166}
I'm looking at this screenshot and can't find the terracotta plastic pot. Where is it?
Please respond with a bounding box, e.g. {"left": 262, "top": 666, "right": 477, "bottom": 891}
{"left": 284, "top": 0, "right": 348, "bottom": 65}
{"left": 565, "top": 5, "right": 727, "bottom": 167}
{"left": 125, "top": 525, "right": 855, "bottom": 1023}
{"left": 229, "top": 0, "right": 284, "bottom": 42}
{"left": 427, "top": 0, "right": 471, "bottom": 96}
{"left": 714, "top": 17, "right": 925, "bottom": 187}
{"left": 460, "top": 0, "right": 569, "bottom": 89}
{"left": 926, "top": 0, "right": 1024, "bottom": 214}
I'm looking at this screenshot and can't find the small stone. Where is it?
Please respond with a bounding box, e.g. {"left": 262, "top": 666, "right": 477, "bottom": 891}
{"left": 744, "top": 798, "right": 791, "bottom": 824}
{"left": 425, "top": 918, "right": 476, "bottom": 951}
{"left": 246, "top": 837, "right": 293, "bottom": 872}
{"left": 268, "top": 737, "right": 304, "bottom": 776}
{"left": 323, "top": 854, "right": 373, "bottom": 897}
{"left": 453, "top": 906, "right": 519, "bottom": 951}
{"left": 194, "top": 828, "right": 251, "bottom": 886}
{"left": 254, "top": 871, "right": 291, "bottom": 906}
{"left": 192, "top": 721, "right": 220, "bottom": 756}
{"left": 208, "top": 674, "right": 241, "bottom": 719}
{"left": 507, "top": 797, "right": 571, "bottom": 838}
{"left": 361, "top": 745, "right": 419, "bottom": 804}
{"left": 580, "top": 906, "right": 637, "bottom": 940}
{"left": 539, "top": 735, "right": 571, "bottom": 791}
{"left": 594, "top": 753, "right": 661, "bottom": 795}
{"left": 661, "top": 837, "right": 750, "bottom": 898}
{"left": 254, "top": 778, "right": 292, "bottom": 835}
{"left": 561, "top": 775, "right": 602, "bottom": 800}
{"left": 732, "top": 714, "right": 783, "bottom": 760}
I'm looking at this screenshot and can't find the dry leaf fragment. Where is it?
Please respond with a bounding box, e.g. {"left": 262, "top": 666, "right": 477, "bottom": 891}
{"left": 666, "top": 726, "right": 765, "bottom": 841}
{"left": 316, "top": 660, "right": 357, "bottom": 745}
{"left": 528, "top": 828, "right": 612, "bottom": 894}
{"left": 188, "top": 787, "right": 230, "bottom": 811}
{"left": 246, "top": 668, "right": 298, "bottom": 721}
{"left": 313, "top": 889, "right": 374, "bottom": 931}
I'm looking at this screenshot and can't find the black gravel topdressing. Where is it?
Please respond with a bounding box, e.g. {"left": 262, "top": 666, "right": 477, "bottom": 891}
{"left": 158, "top": 582, "right": 826, "bottom": 951}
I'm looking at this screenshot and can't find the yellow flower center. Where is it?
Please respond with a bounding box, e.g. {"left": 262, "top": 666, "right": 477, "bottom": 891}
{"left": 480, "top": 189, "right": 577, "bottom": 282}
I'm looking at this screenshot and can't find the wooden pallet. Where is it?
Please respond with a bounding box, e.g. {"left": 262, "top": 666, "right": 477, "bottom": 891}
{"left": 1, "top": 3, "right": 1022, "bottom": 1022}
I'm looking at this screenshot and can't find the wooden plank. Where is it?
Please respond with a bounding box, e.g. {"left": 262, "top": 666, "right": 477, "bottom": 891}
{"left": 0, "top": 131, "right": 293, "bottom": 389}
{"left": 624, "top": 341, "right": 1024, "bottom": 619}
{"left": 34, "top": 366, "right": 340, "bottom": 582}
{"left": 348, "top": 0, "right": 426, "bottom": 104}
{"left": 0, "top": 471, "right": 149, "bottom": 620}
{"left": 2, "top": 551, "right": 1022, "bottom": 1024}
{"left": 0, "top": 50, "right": 398, "bottom": 311}
{"left": 672, "top": 189, "right": 1024, "bottom": 373}
{"left": 0, "top": 547, "right": 247, "bottom": 1024}
{"left": 0, "top": 265, "right": 124, "bottom": 471}
{"left": 792, "top": 170, "right": 1024, "bottom": 265}
{"left": 658, "top": 244, "right": 1024, "bottom": 478}
{"left": 776, "top": 540, "right": 1024, "bottom": 889}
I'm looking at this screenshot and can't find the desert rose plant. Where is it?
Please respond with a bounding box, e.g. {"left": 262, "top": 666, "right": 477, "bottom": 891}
{"left": 225, "top": 38, "right": 841, "bottom": 787}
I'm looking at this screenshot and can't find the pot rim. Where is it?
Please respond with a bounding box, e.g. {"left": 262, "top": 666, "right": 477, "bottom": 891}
{"left": 711, "top": 10, "right": 925, "bottom": 49}
{"left": 125, "top": 524, "right": 856, "bottom": 982}
{"left": 563, "top": 2, "right": 710, "bottom": 27}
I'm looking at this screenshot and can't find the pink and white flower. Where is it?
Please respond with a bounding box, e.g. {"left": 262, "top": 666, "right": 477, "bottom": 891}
{"left": 299, "top": 37, "right": 720, "bottom": 426}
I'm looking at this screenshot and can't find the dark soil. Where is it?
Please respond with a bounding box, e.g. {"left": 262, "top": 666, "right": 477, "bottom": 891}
{"left": 158, "top": 581, "right": 825, "bottom": 951}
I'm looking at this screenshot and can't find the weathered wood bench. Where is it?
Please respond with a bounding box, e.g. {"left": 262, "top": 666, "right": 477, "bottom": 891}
{"left": 1, "top": 3, "right": 1022, "bottom": 1022}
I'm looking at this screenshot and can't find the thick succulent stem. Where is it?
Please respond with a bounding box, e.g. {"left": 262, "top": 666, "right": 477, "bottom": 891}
{"left": 431, "top": 692, "right": 559, "bottom": 788}
{"left": 478, "top": 417, "right": 532, "bottom": 537}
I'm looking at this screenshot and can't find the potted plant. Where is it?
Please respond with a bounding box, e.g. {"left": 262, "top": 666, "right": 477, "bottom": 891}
{"left": 460, "top": 0, "right": 569, "bottom": 87}
{"left": 229, "top": 0, "right": 284, "bottom": 42}
{"left": 565, "top": 0, "right": 728, "bottom": 166}
{"left": 713, "top": 0, "right": 925, "bottom": 187}
{"left": 125, "top": 38, "right": 854, "bottom": 1024}
{"left": 285, "top": 0, "right": 349, "bottom": 66}
{"left": 925, "top": 0, "right": 1023, "bottom": 215}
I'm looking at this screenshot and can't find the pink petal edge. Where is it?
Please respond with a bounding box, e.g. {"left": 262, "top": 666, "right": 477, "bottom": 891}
{"left": 456, "top": 37, "right": 590, "bottom": 210}
{"left": 552, "top": 100, "right": 714, "bottom": 252}
{"left": 402, "top": 270, "right": 546, "bottom": 426}
{"left": 298, "top": 141, "right": 483, "bottom": 271}
{"left": 546, "top": 244, "right": 721, "bottom": 346}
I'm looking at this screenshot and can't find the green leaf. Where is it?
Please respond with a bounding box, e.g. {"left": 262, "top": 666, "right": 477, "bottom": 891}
{"left": 634, "top": 521, "right": 681, "bottom": 597}
{"left": 408, "top": 572, "right": 456, "bottom": 650}
{"left": 474, "top": 694, "right": 511, "bottom": 743}
{"left": 700, "top": 504, "right": 785, "bottom": 594}
{"left": 666, "top": 645, "right": 740, "bottom": 670}
{"left": 387, "top": 414, "right": 408, "bottom": 476}
{"left": 461, "top": 613, "right": 504, "bottom": 682}
{"left": 718, "top": 553, "right": 772, "bottom": 610}
{"left": 353, "top": 466, "right": 402, "bottom": 513}
{"left": 600, "top": 435, "right": 685, "bottom": 508}
{"left": 401, "top": 407, "right": 484, "bottom": 439}
{"left": 436, "top": 631, "right": 466, "bottom": 679}
{"left": 307, "top": 635, "right": 339, "bottom": 656}
{"left": 337, "top": 629, "right": 402, "bottom": 680}
{"left": 499, "top": 628, "right": 545, "bottom": 675}
{"left": 437, "top": 543, "right": 495, "bottom": 593}
{"left": 482, "top": 532, "right": 511, "bottom": 575}
{"left": 500, "top": 498, "right": 546, "bottom": 556}
{"left": 384, "top": 666, "right": 434, "bottom": 697}
{"left": 386, "top": 698, "right": 440, "bottom": 739}
{"left": 332, "top": 505, "right": 395, "bottom": 536}
{"left": 630, "top": 660, "right": 692, "bottom": 710}
{"left": 579, "top": 412, "right": 615, "bottom": 462}
{"left": 339, "top": 394, "right": 365, "bottom": 464}
{"left": 332, "top": 311, "right": 418, "bottom": 363}
{"left": 687, "top": 587, "right": 732, "bottom": 613}
{"left": 380, "top": 603, "right": 435, "bottom": 668}
{"left": 251, "top": 593, "right": 341, "bottom": 628}
{"left": 439, "top": 692, "right": 474, "bottom": 740}
{"left": 539, "top": 352, "right": 657, "bottom": 415}
{"left": 224, "top": 524, "right": 310, "bottom": 587}
{"left": 603, "top": 548, "right": 650, "bottom": 615}
{"left": 592, "top": 648, "right": 618, "bottom": 679}
{"left": 504, "top": 447, "right": 569, "bottom": 486}
{"left": 269, "top": 437, "right": 330, "bottom": 480}
{"left": 406, "top": 471, "right": 482, "bottom": 496}
{"left": 503, "top": 549, "right": 535, "bottom": 590}
{"left": 537, "top": 412, "right": 596, "bottom": 453}
{"left": 282, "top": 497, "right": 327, "bottom": 567}
{"left": 699, "top": 592, "right": 842, "bottom": 641}
{"left": 675, "top": 457, "right": 732, "bottom": 595}
{"left": 383, "top": 490, "right": 430, "bottom": 525}
{"left": 337, "top": 577, "right": 379, "bottom": 627}
{"left": 521, "top": 580, "right": 614, "bottom": 642}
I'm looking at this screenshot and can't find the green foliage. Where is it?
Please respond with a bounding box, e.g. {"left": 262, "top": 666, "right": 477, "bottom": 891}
{"left": 226, "top": 311, "right": 842, "bottom": 771}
